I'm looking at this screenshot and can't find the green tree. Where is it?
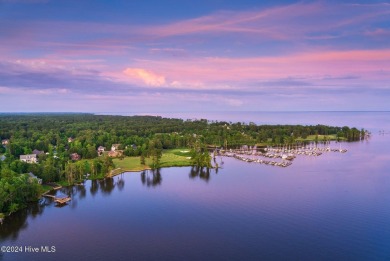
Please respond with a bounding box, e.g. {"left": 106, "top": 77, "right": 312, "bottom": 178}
{"left": 140, "top": 153, "right": 146, "bottom": 165}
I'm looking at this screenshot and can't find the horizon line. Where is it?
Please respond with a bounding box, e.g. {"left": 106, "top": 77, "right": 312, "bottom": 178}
{"left": 0, "top": 110, "right": 390, "bottom": 114}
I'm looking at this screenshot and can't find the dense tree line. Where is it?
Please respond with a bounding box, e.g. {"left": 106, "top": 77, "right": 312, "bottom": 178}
{"left": 0, "top": 114, "right": 364, "bottom": 155}
{"left": 190, "top": 141, "right": 212, "bottom": 168}
{"left": 0, "top": 164, "right": 40, "bottom": 215}
{"left": 0, "top": 114, "right": 364, "bottom": 168}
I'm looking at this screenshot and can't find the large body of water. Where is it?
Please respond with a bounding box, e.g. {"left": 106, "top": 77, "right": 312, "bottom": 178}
{"left": 1, "top": 111, "right": 390, "bottom": 261}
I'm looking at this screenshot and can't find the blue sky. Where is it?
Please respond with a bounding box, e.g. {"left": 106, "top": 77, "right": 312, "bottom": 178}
{"left": 0, "top": 0, "right": 389, "bottom": 112}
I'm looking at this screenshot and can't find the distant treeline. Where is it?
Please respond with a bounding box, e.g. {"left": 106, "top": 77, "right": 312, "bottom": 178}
{"left": 0, "top": 113, "right": 364, "bottom": 151}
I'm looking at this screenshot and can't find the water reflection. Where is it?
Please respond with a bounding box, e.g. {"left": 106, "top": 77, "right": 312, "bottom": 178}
{"left": 141, "top": 169, "right": 162, "bottom": 187}
{"left": 139, "top": 167, "right": 219, "bottom": 187}
{"left": 0, "top": 176, "right": 125, "bottom": 241}
{"left": 0, "top": 202, "right": 45, "bottom": 241}
{"left": 76, "top": 184, "right": 87, "bottom": 199}
{"left": 90, "top": 180, "right": 99, "bottom": 196}
{"left": 99, "top": 178, "right": 116, "bottom": 195}
{"left": 117, "top": 174, "right": 125, "bottom": 191}
{"left": 1, "top": 112, "right": 388, "bottom": 261}
{"left": 189, "top": 166, "right": 213, "bottom": 182}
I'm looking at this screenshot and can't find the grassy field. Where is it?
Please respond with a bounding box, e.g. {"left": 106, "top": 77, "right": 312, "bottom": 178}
{"left": 160, "top": 148, "right": 192, "bottom": 167}
{"left": 112, "top": 156, "right": 151, "bottom": 174}
{"left": 40, "top": 184, "right": 53, "bottom": 193}
{"left": 111, "top": 149, "right": 192, "bottom": 176}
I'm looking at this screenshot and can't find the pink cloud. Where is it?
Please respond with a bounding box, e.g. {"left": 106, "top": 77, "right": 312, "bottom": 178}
{"left": 0, "top": 86, "right": 13, "bottom": 94}
{"left": 364, "top": 28, "right": 390, "bottom": 37}
{"left": 123, "top": 68, "right": 166, "bottom": 87}
{"left": 0, "top": 86, "right": 69, "bottom": 95}
{"left": 119, "top": 49, "right": 390, "bottom": 90}
{"left": 140, "top": 2, "right": 325, "bottom": 40}
{"left": 2, "top": 57, "right": 106, "bottom": 78}
{"left": 1, "top": 1, "right": 389, "bottom": 112}
{"left": 2, "top": 2, "right": 389, "bottom": 62}
{"left": 137, "top": 2, "right": 390, "bottom": 41}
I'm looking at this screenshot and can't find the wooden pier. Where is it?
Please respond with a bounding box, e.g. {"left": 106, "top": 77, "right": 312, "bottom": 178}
{"left": 43, "top": 194, "right": 71, "bottom": 205}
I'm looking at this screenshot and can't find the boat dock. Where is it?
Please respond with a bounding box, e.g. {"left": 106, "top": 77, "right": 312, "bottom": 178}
{"left": 222, "top": 153, "right": 292, "bottom": 167}
{"left": 43, "top": 194, "right": 71, "bottom": 205}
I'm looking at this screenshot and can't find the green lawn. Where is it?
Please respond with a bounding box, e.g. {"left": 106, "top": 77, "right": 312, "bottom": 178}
{"left": 40, "top": 184, "right": 53, "bottom": 193}
{"left": 112, "top": 149, "right": 192, "bottom": 176}
{"left": 169, "top": 148, "right": 191, "bottom": 157}
{"left": 159, "top": 149, "right": 192, "bottom": 167}
{"left": 113, "top": 156, "right": 150, "bottom": 172}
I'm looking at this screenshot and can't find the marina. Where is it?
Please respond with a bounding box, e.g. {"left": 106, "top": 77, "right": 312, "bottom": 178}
{"left": 218, "top": 143, "right": 348, "bottom": 167}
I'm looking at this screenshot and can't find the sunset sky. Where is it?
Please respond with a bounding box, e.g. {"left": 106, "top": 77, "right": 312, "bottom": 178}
{"left": 1, "top": 0, "right": 389, "bottom": 112}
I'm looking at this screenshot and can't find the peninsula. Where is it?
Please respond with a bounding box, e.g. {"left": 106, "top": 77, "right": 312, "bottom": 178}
{"left": 0, "top": 113, "right": 366, "bottom": 217}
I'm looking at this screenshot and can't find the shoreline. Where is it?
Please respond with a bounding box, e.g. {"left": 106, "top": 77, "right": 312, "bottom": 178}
{"left": 5, "top": 141, "right": 352, "bottom": 219}
{"left": 39, "top": 160, "right": 193, "bottom": 197}
{"left": 108, "top": 167, "right": 152, "bottom": 177}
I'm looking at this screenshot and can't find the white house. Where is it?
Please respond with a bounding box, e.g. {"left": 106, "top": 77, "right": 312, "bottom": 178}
{"left": 20, "top": 154, "right": 37, "bottom": 163}
{"left": 111, "top": 144, "right": 121, "bottom": 151}
{"left": 97, "top": 146, "right": 105, "bottom": 156}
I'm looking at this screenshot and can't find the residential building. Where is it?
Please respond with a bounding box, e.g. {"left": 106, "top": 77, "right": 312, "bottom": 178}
{"left": 97, "top": 146, "right": 105, "bottom": 156}
{"left": 108, "top": 150, "right": 122, "bottom": 158}
{"left": 111, "top": 144, "right": 121, "bottom": 151}
{"left": 20, "top": 154, "right": 37, "bottom": 163}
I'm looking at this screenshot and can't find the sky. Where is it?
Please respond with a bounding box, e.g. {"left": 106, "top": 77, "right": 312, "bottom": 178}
{"left": 0, "top": 0, "right": 390, "bottom": 112}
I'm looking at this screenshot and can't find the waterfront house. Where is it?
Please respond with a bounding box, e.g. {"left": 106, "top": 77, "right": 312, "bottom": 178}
{"left": 111, "top": 144, "right": 121, "bottom": 151}
{"left": 70, "top": 153, "right": 81, "bottom": 161}
{"left": 108, "top": 150, "right": 122, "bottom": 158}
{"left": 20, "top": 154, "right": 38, "bottom": 163}
{"left": 97, "top": 146, "right": 105, "bottom": 156}
{"left": 27, "top": 172, "right": 42, "bottom": 185}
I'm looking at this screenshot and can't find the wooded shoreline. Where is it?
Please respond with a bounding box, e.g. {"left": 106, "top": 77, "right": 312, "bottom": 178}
{"left": 0, "top": 113, "right": 368, "bottom": 217}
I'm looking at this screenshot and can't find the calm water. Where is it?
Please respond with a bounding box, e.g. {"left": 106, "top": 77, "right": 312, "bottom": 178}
{"left": 1, "top": 111, "right": 390, "bottom": 261}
